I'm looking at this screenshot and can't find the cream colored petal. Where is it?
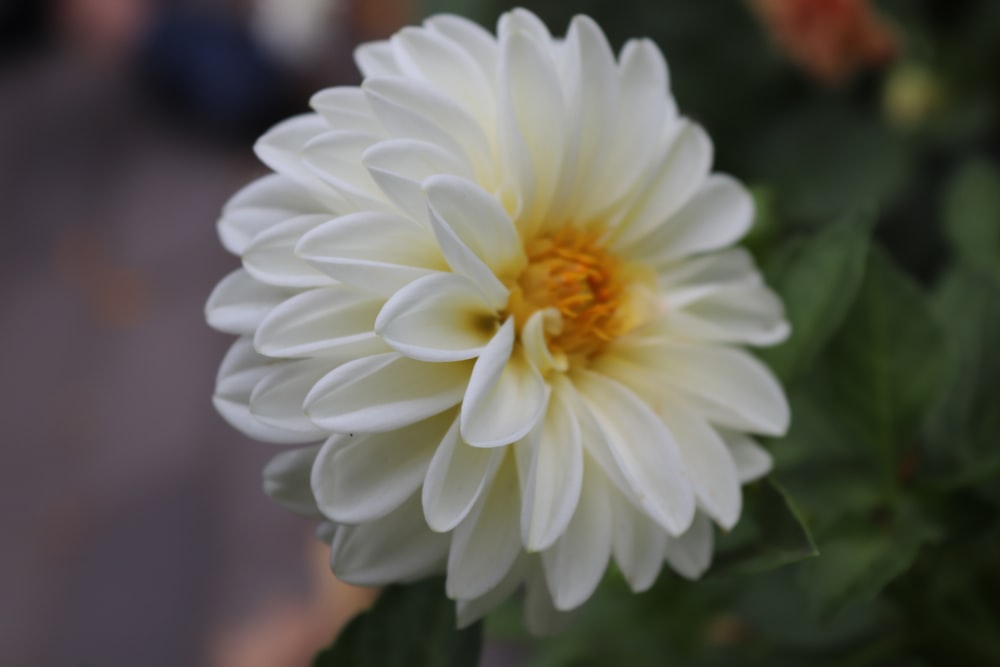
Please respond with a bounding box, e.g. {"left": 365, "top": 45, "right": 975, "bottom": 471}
{"left": 219, "top": 174, "right": 326, "bottom": 254}
{"left": 455, "top": 555, "right": 528, "bottom": 629}
{"left": 461, "top": 319, "right": 549, "bottom": 447}
{"left": 253, "top": 287, "right": 384, "bottom": 361}
{"left": 375, "top": 273, "right": 499, "bottom": 362}
{"left": 353, "top": 40, "right": 402, "bottom": 78}
{"left": 250, "top": 359, "right": 338, "bottom": 433}
{"left": 312, "top": 410, "right": 452, "bottom": 523}
{"left": 664, "top": 511, "right": 714, "bottom": 580}
{"left": 305, "top": 352, "right": 471, "bottom": 433}
{"left": 424, "top": 14, "right": 499, "bottom": 86}
{"left": 205, "top": 268, "right": 287, "bottom": 335}
{"left": 610, "top": 489, "right": 667, "bottom": 593}
{"left": 301, "top": 130, "right": 398, "bottom": 214}
{"left": 262, "top": 444, "right": 322, "bottom": 517}
{"left": 719, "top": 428, "right": 773, "bottom": 483}
{"left": 253, "top": 114, "right": 345, "bottom": 208}
{"left": 242, "top": 214, "right": 334, "bottom": 288}
{"left": 523, "top": 560, "right": 578, "bottom": 636}
{"left": 446, "top": 456, "right": 522, "bottom": 599}
{"left": 422, "top": 416, "right": 505, "bottom": 532}
{"left": 309, "top": 86, "right": 384, "bottom": 135}
{"left": 663, "top": 281, "right": 790, "bottom": 347}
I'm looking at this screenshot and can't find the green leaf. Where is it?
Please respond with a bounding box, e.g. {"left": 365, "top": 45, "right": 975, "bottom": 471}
{"left": 313, "top": 577, "right": 482, "bottom": 667}
{"left": 797, "top": 506, "right": 940, "bottom": 619}
{"left": 943, "top": 159, "right": 1000, "bottom": 278}
{"left": 760, "top": 209, "right": 873, "bottom": 381}
{"left": 824, "top": 246, "right": 946, "bottom": 484}
{"left": 711, "top": 479, "right": 817, "bottom": 577}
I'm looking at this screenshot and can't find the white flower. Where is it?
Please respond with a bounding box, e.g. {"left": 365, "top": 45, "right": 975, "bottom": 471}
{"left": 207, "top": 8, "right": 790, "bottom": 634}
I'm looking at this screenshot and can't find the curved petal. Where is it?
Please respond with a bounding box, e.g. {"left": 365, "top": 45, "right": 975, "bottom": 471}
{"left": 461, "top": 319, "right": 549, "bottom": 447}
{"left": 301, "top": 130, "right": 397, "bottom": 214}
{"left": 523, "top": 560, "right": 579, "bottom": 636}
{"left": 456, "top": 555, "right": 528, "bottom": 629}
{"left": 250, "top": 359, "right": 337, "bottom": 433}
{"left": 719, "top": 428, "right": 773, "bottom": 483}
{"left": 253, "top": 114, "right": 345, "bottom": 208}
{"left": 446, "top": 456, "right": 522, "bottom": 599}
{"left": 375, "top": 272, "right": 499, "bottom": 362}
{"left": 424, "top": 14, "right": 499, "bottom": 86}
{"left": 242, "top": 214, "right": 334, "bottom": 288}
{"left": 659, "top": 403, "right": 743, "bottom": 530}
{"left": 610, "top": 489, "right": 667, "bottom": 593}
{"left": 305, "top": 352, "right": 471, "bottom": 433}
{"left": 521, "top": 389, "right": 583, "bottom": 552}
{"left": 541, "top": 462, "right": 613, "bottom": 611}
{"left": 574, "top": 370, "right": 695, "bottom": 535}
{"left": 353, "top": 40, "right": 402, "bottom": 78}
{"left": 219, "top": 174, "right": 326, "bottom": 254}
{"left": 663, "top": 281, "right": 790, "bottom": 347}
{"left": 262, "top": 444, "right": 322, "bottom": 517}
{"left": 422, "top": 416, "right": 505, "bottom": 532}
{"left": 664, "top": 511, "right": 714, "bottom": 580}
{"left": 330, "top": 493, "right": 449, "bottom": 586}
{"left": 205, "top": 268, "right": 287, "bottom": 335}
{"left": 310, "top": 86, "right": 384, "bottom": 135}
{"left": 296, "top": 211, "right": 446, "bottom": 296}
{"left": 312, "top": 410, "right": 453, "bottom": 523}
{"left": 254, "top": 286, "right": 387, "bottom": 359}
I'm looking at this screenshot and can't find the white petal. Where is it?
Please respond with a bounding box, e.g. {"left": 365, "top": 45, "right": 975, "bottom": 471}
{"left": 205, "top": 269, "right": 287, "bottom": 335}
{"left": 659, "top": 403, "right": 742, "bottom": 530}
{"left": 249, "top": 359, "right": 336, "bottom": 433}
{"left": 422, "top": 416, "right": 505, "bottom": 532}
{"left": 296, "top": 211, "right": 445, "bottom": 296}
{"left": 455, "top": 555, "right": 527, "bottom": 629}
{"left": 376, "top": 273, "right": 499, "bottom": 362}
{"left": 310, "top": 86, "right": 383, "bottom": 135}
{"left": 611, "top": 490, "right": 667, "bottom": 593}
{"left": 447, "top": 456, "right": 522, "bottom": 599}
{"left": 312, "top": 410, "right": 452, "bottom": 523}
{"left": 363, "top": 139, "right": 475, "bottom": 224}
{"left": 254, "top": 286, "right": 386, "bottom": 359}
{"left": 541, "top": 462, "right": 613, "bottom": 611}
{"left": 391, "top": 26, "right": 494, "bottom": 129}
{"left": 611, "top": 121, "right": 713, "bottom": 248}
{"left": 664, "top": 511, "right": 714, "bottom": 580}
{"left": 664, "top": 281, "right": 790, "bottom": 346}
{"left": 498, "top": 8, "right": 552, "bottom": 47}
{"left": 219, "top": 174, "right": 326, "bottom": 254}
{"left": 306, "top": 352, "right": 471, "bottom": 433}
{"left": 719, "top": 429, "right": 773, "bottom": 483}
{"left": 575, "top": 370, "right": 695, "bottom": 535}
{"left": 424, "top": 15, "right": 499, "bottom": 86}
{"left": 213, "top": 338, "right": 319, "bottom": 444}
{"left": 353, "top": 40, "right": 402, "bottom": 78}
{"left": 627, "top": 175, "right": 754, "bottom": 268}
{"left": 301, "top": 130, "right": 397, "bottom": 213}
{"left": 242, "top": 214, "right": 334, "bottom": 288}
{"left": 425, "top": 175, "right": 523, "bottom": 307}
{"left": 262, "top": 444, "right": 322, "bottom": 517}
{"left": 521, "top": 308, "right": 567, "bottom": 374}
{"left": 363, "top": 76, "right": 496, "bottom": 185}
{"left": 523, "top": 561, "right": 578, "bottom": 636}
{"left": 461, "top": 319, "right": 549, "bottom": 447}
{"left": 658, "top": 248, "right": 759, "bottom": 289}
{"left": 521, "top": 389, "right": 583, "bottom": 551}
{"left": 254, "top": 115, "right": 345, "bottom": 208}
{"left": 330, "top": 493, "right": 449, "bottom": 586}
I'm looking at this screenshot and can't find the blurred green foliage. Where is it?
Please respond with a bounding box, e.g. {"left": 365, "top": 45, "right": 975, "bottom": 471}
{"left": 324, "top": 1, "right": 1000, "bottom": 665}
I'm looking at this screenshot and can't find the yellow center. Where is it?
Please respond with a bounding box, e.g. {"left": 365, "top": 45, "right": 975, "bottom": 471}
{"left": 506, "top": 227, "right": 634, "bottom": 361}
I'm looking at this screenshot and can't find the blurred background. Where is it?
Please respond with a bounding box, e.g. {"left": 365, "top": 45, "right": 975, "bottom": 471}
{"left": 1, "top": 0, "right": 998, "bottom": 666}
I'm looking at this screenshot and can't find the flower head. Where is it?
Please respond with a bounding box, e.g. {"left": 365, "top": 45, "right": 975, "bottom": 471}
{"left": 207, "top": 8, "right": 790, "bottom": 633}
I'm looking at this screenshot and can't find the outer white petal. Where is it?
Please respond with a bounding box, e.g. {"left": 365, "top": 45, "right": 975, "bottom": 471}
{"left": 250, "top": 359, "right": 337, "bottom": 433}
{"left": 719, "top": 428, "right": 773, "bottom": 483}
{"left": 575, "top": 370, "right": 695, "bottom": 535}
{"left": 524, "top": 561, "right": 578, "bottom": 636}
{"left": 305, "top": 352, "right": 471, "bottom": 433}
{"left": 310, "top": 86, "right": 384, "bottom": 135}
{"left": 663, "top": 281, "right": 790, "bottom": 346}
{"left": 254, "top": 115, "right": 345, "bottom": 208}
{"left": 455, "top": 555, "right": 528, "bottom": 629}
{"left": 363, "top": 139, "right": 475, "bottom": 224}
{"left": 659, "top": 403, "right": 742, "bottom": 530}
{"left": 541, "top": 462, "right": 613, "bottom": 611}
{"left": 311, "top": 410, "right": 452, "bottom": 523}
{"left": 301, "top": 130, "right": 397, "bottom": 214}
{"left": 461, "top": 319, "right": 549, "bottom": 447}
{"left": 422, "top": 416, "right": 505, "bottom": 532}
{"left": 520, "top": 389, "right": 584, "bottom": 552}
{"left": 296, "top": 211, "right": 446, "bottom": 296}
{"left": 424, "top": 14, "right": 499, "bottom": 86}
{"left": 205, "top": 268, "right": 287, "bottom": 335}
{"left": 626, "top": 175, "right": 754, "bottom": 268}
{"left": 611, "top": 489, "right": 667, "bottom": 593}
{"left": 664, "top": 511, "right": 714, "bottom": 580}
{"left": 498, "top": 8, "right": 553, "bottom": 48}
{"left": 218, "top": 174, "right": 326, "bottom": 254}
{"left": 262, "top": 444, "right": 322, "bottom": 517}
{"left": 657, "top": 247, "right": 759, "bottom": 289}
{"left": 375, "top": 273, "right": 499, "bottom": 362}
{"left": 213, "top": 338, "right": 321, "bottom": 444}
{"left": 354, "top": 40, "right": 402, "bottom": 78}
{"left": 363, "top": 76, "right": 496, "bottom": 185}
{"left": 330, "top": 493, "right": 449, "bottom": 586}
{"left": 446, "top": 456, "right": 522, "bottom": 599}
{"left": 254, "top": 286, "right": 386, "bottom": 359}
{"left": 242, "top": 214, "right": 334, "bottom": 288}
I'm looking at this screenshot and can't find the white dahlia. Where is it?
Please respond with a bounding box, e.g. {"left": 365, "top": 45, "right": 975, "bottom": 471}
{"left": 207, "top": 8, "right": 790, "bottom": 633}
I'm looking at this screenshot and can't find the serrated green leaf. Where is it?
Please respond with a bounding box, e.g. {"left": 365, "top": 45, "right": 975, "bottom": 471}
{"left": 313, "top": 577, "right": 482, "bottom": 667}
{"left": 711, "top": 480, "right": 817, "bottom": 577}
{"left": 943, "top": 159, "right": 1000, "bottom": 278}
{"left": 824, "top": 246, "right": 946, "bottom": 483}
{"left": 760, "top": 209, "right": 873, "bottom": 381}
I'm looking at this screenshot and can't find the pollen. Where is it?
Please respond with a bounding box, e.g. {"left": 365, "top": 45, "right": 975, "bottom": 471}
{"left": 506, "top": 227, "right": 633, "bottom": 361}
